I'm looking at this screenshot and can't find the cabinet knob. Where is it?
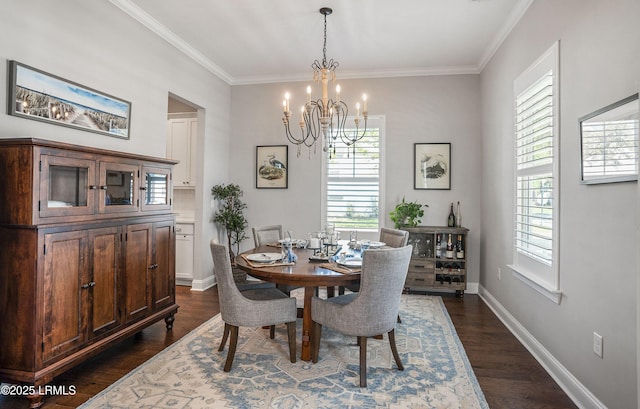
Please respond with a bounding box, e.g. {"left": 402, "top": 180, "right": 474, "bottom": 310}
{"left": 100, "top": 186, "right": 108, "bottom": 191}
{"left": 89, "top": 185, "right": 98, "bottom": 190}
{"left": 149, "top": 263, "right": 158, "bottom": 269}
{"left": 81, "top": 281, "right": 96, "bottom": 289}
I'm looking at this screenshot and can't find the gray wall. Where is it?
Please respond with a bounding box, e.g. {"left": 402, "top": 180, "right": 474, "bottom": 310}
{"left": 480, "top": 0, "right": 639, "bottom": 408}
{"left": 230, "top": 75, "right": 483, "bottom": 289}
{"left": 0, "top": 0, "right": 232, "bottom": 287}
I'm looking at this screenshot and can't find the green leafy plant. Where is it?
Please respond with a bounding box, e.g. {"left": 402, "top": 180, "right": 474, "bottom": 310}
{"left": 389, "top": 197, "right": 428, "bottom": 229}
{"left": 211, "top": 183, "right": 249, "bottom": 262}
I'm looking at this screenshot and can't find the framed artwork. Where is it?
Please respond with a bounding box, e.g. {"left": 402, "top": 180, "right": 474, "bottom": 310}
{"left": 579, "top": 93, "right": 639, "bottom": 184}
{"left": 256, "top": 145, "right": 288, "bottom": 189}
{"left": 7, "top": 60, "right": 131, "bottom": 139}
{"left": 414, "top": 143, "right": 451, "bottom": 190}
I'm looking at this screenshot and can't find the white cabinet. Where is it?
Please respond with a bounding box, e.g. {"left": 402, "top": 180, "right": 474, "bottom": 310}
{"left": 167, "top": 117, "right": 197, "bottom": 188}
{"left": 175, "top": 222, "right": 194, "bottom": 286}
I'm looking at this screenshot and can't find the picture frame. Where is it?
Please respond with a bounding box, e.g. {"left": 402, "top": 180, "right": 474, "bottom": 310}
{"left": 7, "top": 60, "right": 131, "bottom": 139}
{"left": 579, "top": 93, "right": 639, "bottom": 184}
{"left": 414, "top": 143, "right": 451, "bottom": 190}
{"left": 256, "top": 145, "right": 288, "bottom": 189}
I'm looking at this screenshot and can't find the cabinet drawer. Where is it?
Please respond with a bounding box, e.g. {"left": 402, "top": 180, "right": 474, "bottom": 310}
{"left": 409, "top": 260, "right": 434, "bottom": 272}
{"left": 175, "top": 223, "right": 194, "bottom": 235}
{"left": 405, "top": 271, "right": 434, "bottom": 287}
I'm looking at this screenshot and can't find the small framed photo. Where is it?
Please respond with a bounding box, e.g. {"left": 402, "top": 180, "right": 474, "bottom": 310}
{"left": 256, "top": 145, "right": 288, "bottom": 189}
{"left": 414, "top": 143, "right": 451, "bottom": 190}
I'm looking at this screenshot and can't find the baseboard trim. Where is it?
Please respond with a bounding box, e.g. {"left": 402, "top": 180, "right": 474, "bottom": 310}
{"left": 190, "top": 274, "right": 215, "bottom": 291}
{"left": 477, "top": 285, "right": 605, "bottom": 409}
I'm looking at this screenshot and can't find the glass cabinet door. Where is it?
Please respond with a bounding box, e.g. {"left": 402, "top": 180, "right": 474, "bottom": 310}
{"left": 39, "top": 155, "right": 96, "bottom": 218}
{"left": 98, "top": 162, "right": 138, "bottom": 214}
{"left": 140, "top": 166, "right": 172, "bottom": 212}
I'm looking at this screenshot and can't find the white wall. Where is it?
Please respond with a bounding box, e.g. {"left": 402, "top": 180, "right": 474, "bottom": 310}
{"left": 230, "top": 75, "right": 483, "bottom": 289}
{"left": 0, "top": 0, "right": 231, "bottom": 288}
{"left": 480, "top": 0, "right": 640, "bottom": 408}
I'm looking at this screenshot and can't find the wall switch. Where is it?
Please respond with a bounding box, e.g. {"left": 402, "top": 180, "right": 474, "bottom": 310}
{"left": 593, "top": 332, "right": 603, "bottom": 358}
{"left": 497, "top": 267, "right": 501, "bottom": 280}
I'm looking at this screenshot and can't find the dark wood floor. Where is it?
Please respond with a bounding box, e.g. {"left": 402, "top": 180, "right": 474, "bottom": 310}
{"left": 1, "top": 286, "right": 577, "bottom": 409}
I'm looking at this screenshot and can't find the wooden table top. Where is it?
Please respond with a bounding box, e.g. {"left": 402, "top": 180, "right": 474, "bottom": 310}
{"left": 235, "top": 245, "right": 361, "bottom": 287}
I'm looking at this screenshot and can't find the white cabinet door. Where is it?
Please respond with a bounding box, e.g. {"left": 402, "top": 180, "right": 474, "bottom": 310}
{"left": 175, "top": 223, "right": 194, "bottom": 285}
{"left": 167, "top": 118, "right": 197, "bottom": 188}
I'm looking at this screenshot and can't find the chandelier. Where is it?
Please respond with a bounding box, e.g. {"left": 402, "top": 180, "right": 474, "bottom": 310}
{"left": 282, "top": 7, "right": 368, "bottom": 158}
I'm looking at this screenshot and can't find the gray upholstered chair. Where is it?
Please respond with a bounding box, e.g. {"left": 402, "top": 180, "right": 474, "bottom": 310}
{"left": 310, "top": 245, "right": 412, "bottom": 387}
{"left": 210, "top": 241, "right": 297, "bottom": 372}
{"left": 252, "top": 224, "right": 283, "bottom": 247}
{"left": 342, "top": 227, "right": 409, "bottom": 303}
{"left": 252, "top": 224, "right": 301, "bottom": 296}
{"left": 379, "top": 227, "right": 410, "bottom": 248}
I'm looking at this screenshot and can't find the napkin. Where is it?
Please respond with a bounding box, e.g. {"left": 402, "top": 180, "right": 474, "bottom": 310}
{"left": 240, "top": 254, "right": 294, "bottom": 268}
{"left": 319, "top": 263, "right": 361, "bottom": 274}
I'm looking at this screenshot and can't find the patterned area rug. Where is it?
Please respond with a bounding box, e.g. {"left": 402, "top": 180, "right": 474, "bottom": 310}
{"left": 80, "top": 294, "right": 488, "bottom": 409}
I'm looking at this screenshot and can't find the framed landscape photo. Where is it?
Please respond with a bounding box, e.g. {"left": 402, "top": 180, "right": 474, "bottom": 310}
{"left": 256, "top": 145, "right": 288, "bottom": 189}
{"left": 7, "top": 60, "right": 131, "bottom": 139}
{"left": 414, "top": 143, "right": 451, "bottom": 190}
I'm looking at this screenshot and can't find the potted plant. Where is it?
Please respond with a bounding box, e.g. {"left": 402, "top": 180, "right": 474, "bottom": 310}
{"left": 389, "top": 197, "right": 427, "bottom": 229}
{"left": 211, "top": 183, "right": 249, "bottom": 265}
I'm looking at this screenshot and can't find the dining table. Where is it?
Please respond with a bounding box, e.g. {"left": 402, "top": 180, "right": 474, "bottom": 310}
{"left": 235, "top": 242, "right": 362, "bottom": 361}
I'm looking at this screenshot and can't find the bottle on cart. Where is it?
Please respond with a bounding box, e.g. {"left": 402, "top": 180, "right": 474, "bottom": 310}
{"left": 446, "top": 233, "right": 454, "bottom": 258}
{"left": 455, "top": 201, "right": 462, "bottom": 227}
{"left": 447, "top": 203, "right": 456, "bottom": 227}
{"left": 456, "top": 234, "right": 464, "bottom": 259}
{"left": 435, "top": 234, "right": 442, "bottom": 258}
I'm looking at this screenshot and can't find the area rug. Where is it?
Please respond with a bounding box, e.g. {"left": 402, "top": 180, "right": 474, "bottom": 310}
{"left": 80, "top": 294, "right": 488, "bottom": 409}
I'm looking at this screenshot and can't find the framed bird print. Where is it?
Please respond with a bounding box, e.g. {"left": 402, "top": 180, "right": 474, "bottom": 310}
{"left": 256, "top": 145, "right": 288, "bottom": 189}
{"left": 414, "top": 143, "right": 451, "bottom": 190}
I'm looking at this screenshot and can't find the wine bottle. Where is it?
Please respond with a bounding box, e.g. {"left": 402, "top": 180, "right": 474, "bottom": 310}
{"left": 435, "top": 234, "right": 442, "bottom": 258}
{"left": 455, "top": 201, "right": 462, "bottom": 227}
{"left": 447, "top": 203, "right": 456, "bottom": 227}
{"left": 456, "top": 234, "right": 464, "bottom": 259}
{"left": 446, "top": 233, "right": 454, "bottom": 258}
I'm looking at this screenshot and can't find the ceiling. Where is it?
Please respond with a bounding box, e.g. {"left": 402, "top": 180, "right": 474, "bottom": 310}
{"left": 110, "top": 0, "right": 533, "bottom": 85}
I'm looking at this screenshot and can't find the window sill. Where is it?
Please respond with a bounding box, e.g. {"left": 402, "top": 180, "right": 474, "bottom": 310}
{"left": 507, "top": 264, "right": 563, "bottom": 304}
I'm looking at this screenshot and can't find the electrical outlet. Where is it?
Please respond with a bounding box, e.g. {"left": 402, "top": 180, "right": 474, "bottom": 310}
{"left": 497, "top": 267, "right": 501, "bottom": 280}
{"left": 593, "top": 332, "right": 603, "bottom": 358}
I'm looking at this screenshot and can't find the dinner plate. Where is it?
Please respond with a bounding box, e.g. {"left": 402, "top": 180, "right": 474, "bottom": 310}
{"left": 368, "top": 241, "right": 386, "bottom": 248}
{"left": 338, "top": 259, "right": 362, "bottom": 268}
{"left": 246, "top": 253, "right": 283, "bottom": 263}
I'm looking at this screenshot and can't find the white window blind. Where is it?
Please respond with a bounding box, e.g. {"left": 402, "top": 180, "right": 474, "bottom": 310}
{"left": 515, "top": 70, "right": 554, "bottom": 266}
{"left": 324, "top": 118, "right": 382, "bottom": 231}
{"left": 510, "top": 41, "right": 560, "bottom": 300}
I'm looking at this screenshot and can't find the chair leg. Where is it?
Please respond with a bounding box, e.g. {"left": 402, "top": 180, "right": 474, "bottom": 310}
{"left": 218, "top": 322, "right": 231, "bottom": 351}
{"left": 286, "top": 321, "right": 297, "bottom": 363}
{"left": 311, "top": 321, "right": 322, "bottom": 363}
{"left": 223, "top": 325, "right": 239, "bottom": 372}
{"left": 358, "top": 336, "right": 367, "bottom": 387}
{"left": 270, "top": 325, "right": 275, "bottom": 339}
{"left": 388, "top": 329, "right": 404, "bottom": 371}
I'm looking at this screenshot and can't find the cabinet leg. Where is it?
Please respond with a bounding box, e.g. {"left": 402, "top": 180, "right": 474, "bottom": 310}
{"left": 165, "top": 313, "right": 175, "bottom": 330}
{"left": 27, "top": 391, "right": 43, "bottom": 408}
{"left": 455, "top": 290, "right": 464, "bottom": 298}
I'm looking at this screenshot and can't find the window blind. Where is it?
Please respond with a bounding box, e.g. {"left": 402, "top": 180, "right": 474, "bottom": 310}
{"left": 326, "top": 129, "right": 380, "bottom": 230}
{"left": 515, "top": 70, "right": 554, "bottom": 266}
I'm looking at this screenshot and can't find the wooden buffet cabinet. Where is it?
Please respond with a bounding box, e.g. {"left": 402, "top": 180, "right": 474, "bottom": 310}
{"left": 404, "top": 226, "right": 469, "bottom": 297}
{"left": 0, "top": 138, "right": 178, "bottom": 406}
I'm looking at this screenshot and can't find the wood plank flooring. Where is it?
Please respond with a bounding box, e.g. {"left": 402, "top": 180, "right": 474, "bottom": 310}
{"left": 0, "top": 286, "right": 577, "bottom": 408}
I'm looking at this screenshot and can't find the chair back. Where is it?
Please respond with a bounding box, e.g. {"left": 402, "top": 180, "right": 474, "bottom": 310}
{"left": 343, "top": 245, "right": 412, "bottom": 335}
{"left": 252, "top": 224, "right": 283, "bottom": 247}
{"left": 379, "top": 227, "right": 409, "bottom": 248}
{"left": 210, "top": 240, "right": 250, "bottom": 324}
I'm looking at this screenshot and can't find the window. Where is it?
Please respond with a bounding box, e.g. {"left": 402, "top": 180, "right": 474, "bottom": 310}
{"left": 322, "top": 116, "right": 384, "bottom": 233}
{"left": 510, "top": 42, "right": 561, "bottom": 303}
